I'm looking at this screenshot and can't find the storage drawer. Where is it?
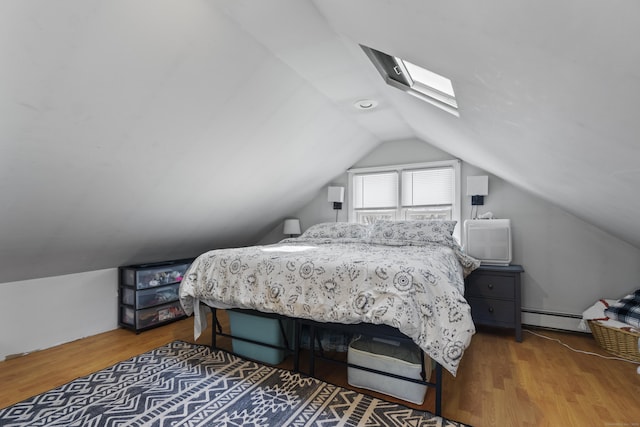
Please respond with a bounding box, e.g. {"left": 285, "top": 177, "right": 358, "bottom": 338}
{"left": 466, "top": 273, "right": 515, "bottom": 299}
{"left": 121, "top": 284, "right": 180, "bottom": 309}
{"left": 122, "top": 301, "right": 185, "bottom": 329}
{"left": 121, "top": 261, "right": 191, "bottom": 289}
{"left": 121, "top": 306, "right": 135, "bottom": 326}
{"left": 122, "top": 287, "right": 135, "bottom": 306}
{"left": 136, "top": 283, "right": 180, "bottom": 309}
{"left": 467, "top": 297, "right": 514, "bottom": 325}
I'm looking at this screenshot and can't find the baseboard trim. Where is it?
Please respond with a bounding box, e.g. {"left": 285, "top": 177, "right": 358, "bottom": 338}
{"left": 521, "top": 308, "right": 585, "bottom": 332}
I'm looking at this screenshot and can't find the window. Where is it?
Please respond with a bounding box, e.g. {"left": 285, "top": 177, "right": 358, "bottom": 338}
{"left": 360, "top": 45, "right": 459, "bottom": 117}
{"left": 348, "top": 160, "right": 461, "bottom": 240}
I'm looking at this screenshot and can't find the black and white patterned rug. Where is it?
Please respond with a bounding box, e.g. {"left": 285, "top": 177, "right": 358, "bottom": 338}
{"left": 0, "top": 341, "right": 468, "bottom": 426}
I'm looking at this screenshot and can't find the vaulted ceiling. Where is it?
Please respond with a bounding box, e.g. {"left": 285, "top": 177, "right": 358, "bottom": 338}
{"left": 2, "top": 0, "right": 639, "bottom": 283}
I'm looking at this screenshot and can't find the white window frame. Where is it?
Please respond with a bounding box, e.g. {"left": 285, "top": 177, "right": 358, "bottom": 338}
{"left": 347, "top": 160, "right": 461, "bottom": 241}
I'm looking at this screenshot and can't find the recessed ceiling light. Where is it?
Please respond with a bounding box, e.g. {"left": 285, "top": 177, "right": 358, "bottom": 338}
{"left": 354, "top": 99, "right": 378, "bottom": 110}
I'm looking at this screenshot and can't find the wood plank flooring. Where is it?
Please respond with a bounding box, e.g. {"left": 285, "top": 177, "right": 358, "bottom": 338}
{"left": 1, "top": 312, "right": 639, "bottom": 426}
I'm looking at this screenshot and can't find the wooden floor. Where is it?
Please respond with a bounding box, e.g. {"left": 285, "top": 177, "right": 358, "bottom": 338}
{"left": 1, "top": 312, "right": 639, "bottom": 426}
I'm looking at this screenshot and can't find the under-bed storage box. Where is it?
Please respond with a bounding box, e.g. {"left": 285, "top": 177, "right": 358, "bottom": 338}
{"left": 227, "top": 311, "right": 293, "bottom": 365}
{"left": 347, "top": 336, "right": 429, "bottom": 404}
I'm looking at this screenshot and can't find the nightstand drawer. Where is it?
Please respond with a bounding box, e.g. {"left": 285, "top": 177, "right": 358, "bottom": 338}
{"left": 464, "top": 264, "right": 524, "bottom": 341}
{"left": 467, "top": 297, "right": 514, "bottom": 325}
{"left": 465, "top": 273, "right": 515, "bottom": 299}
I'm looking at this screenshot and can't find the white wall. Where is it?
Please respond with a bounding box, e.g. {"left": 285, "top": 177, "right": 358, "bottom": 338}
{"left": 0, "top": 269, "right": 118, "bottom": 360}
{"left": 262, "top": 138, "right": 640, "bottom": 331}
{"left": 464, "top": 163, "right": 640, "bottom": 330}
{"left": 6, "top": 137, "right": 638, "bottom": 360}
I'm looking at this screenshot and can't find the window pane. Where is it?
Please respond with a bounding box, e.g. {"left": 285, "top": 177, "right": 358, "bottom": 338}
{"left": 401, "top": 168, "right": 453, "bottom": 206}
{"left": 401, "top": 60, "right": 455, "bottom": 97}
{"left": 353, "top": 172, "right": 398, "bottom": 209}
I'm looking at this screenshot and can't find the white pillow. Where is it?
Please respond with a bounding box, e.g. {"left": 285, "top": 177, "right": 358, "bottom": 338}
{"left": 300, "top": 222, "right": 370, "bottom": 240}
{"left": 369, "top": 220, "right": 457, "bottom": 247}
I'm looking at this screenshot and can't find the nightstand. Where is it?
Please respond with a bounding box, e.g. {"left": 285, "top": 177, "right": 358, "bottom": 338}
{"left": 464, "top": 264, "right": 524, "bottom": 342}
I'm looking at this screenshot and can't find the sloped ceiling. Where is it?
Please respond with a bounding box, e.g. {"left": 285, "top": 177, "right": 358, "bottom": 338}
{"left": 311, "top": 0, "right": 640, "bottom": 245}
{"left": 2, "top": 0, "right": 639, "bottom": 283}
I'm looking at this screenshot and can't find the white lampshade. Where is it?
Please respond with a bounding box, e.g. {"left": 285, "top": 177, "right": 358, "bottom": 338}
{"left": 283, "top": 218, "right": 301, "bottom": 236}
{"left": 466, "top": 176, "right": 489, "bottom": 196}
{"left": 327, "top": 186, "right": 345, "bottom": 203}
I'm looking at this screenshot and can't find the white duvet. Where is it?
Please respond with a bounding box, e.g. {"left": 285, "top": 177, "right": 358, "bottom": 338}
{"left": 180, "top": 237, "right": 478, "bottom": 375}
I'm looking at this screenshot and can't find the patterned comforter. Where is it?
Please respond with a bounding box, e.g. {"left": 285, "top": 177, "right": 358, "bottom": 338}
{"left": 180, "top": 226, "right": 478, "bottom": 375}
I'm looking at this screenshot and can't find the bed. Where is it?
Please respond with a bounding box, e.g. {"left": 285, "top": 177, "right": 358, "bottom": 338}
{"left": 179, "top": 220, "right": 479, "bottom": 411}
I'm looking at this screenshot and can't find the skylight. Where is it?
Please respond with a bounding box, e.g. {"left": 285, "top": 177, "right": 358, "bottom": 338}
{"left": 360, "top": 45, "right": 459, "bottom": 117}
{"left": 400, "top": 60, "right": 455, "bottom": 97}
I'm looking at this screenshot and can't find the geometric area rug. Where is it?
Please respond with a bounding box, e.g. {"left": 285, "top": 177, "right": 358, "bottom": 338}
{"left": 0, "top": 341, "right": 469, "bottom": 426}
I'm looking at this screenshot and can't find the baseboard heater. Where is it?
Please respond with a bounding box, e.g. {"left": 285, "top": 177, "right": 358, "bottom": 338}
{"left": 521, "top": 308, "right": 587, "bottom": 333}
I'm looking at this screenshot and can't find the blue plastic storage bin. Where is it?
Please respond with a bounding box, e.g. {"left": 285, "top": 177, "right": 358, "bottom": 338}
{"left": 227, "top": 311, "right": 293, "bottom": 365}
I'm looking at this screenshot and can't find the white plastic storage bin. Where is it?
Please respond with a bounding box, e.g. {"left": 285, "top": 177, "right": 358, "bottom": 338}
{"left": 347, "top": 336, "right": 429, "bottom": 404}
{"left": 227, "top": 311, "right": 293, "bottom": 365}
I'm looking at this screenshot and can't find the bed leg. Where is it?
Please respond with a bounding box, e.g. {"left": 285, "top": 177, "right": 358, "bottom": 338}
{"left": 314, "top": 331, "right": 325, "bottom": 357}
{"left": 309, "top": 325, "right": 316, "bottom": 376}
{"left": 210, "top": 307, "right": 217, "bottom": 350}
{"left": 293, "top": 320, "right": 301, "bottom": 373}
{"left": 278, "top": 319, "right": 290, "bottom": 351}
{"left": 435, "top": 363, "right": 443, "bottom": 416}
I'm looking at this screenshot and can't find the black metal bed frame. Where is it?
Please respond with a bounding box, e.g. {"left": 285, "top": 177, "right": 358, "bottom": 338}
{"left": 209, "top": 307, "right": 443, "bottom": 416}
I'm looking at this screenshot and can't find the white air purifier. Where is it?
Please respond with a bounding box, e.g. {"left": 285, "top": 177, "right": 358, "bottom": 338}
{"left": 463, "top": 219, "right": 512, "bottom": 266}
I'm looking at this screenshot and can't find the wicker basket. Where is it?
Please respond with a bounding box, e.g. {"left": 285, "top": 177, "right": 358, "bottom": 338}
{"left": 588, "top": 320, "right": 640, "bottom": 362}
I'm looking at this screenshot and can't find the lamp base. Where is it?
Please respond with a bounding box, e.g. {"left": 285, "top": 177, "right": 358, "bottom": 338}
{"left": 333, "top": 202, "right": 343, "bottom": 210}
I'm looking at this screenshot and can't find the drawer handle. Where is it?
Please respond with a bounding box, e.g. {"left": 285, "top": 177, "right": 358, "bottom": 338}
{"left": 487, "top": 283, "right": 494, "bottom": 290}
{"left": 488, "top": 306, "right": 494, "bottom": 313}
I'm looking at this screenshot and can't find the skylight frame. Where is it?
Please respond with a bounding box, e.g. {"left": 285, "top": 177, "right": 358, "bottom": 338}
{"left": 360, "top": 45, "right": 459, "bottom": 117}
{"left": 396, "top": 58, "right": 458, "bottom": 109}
